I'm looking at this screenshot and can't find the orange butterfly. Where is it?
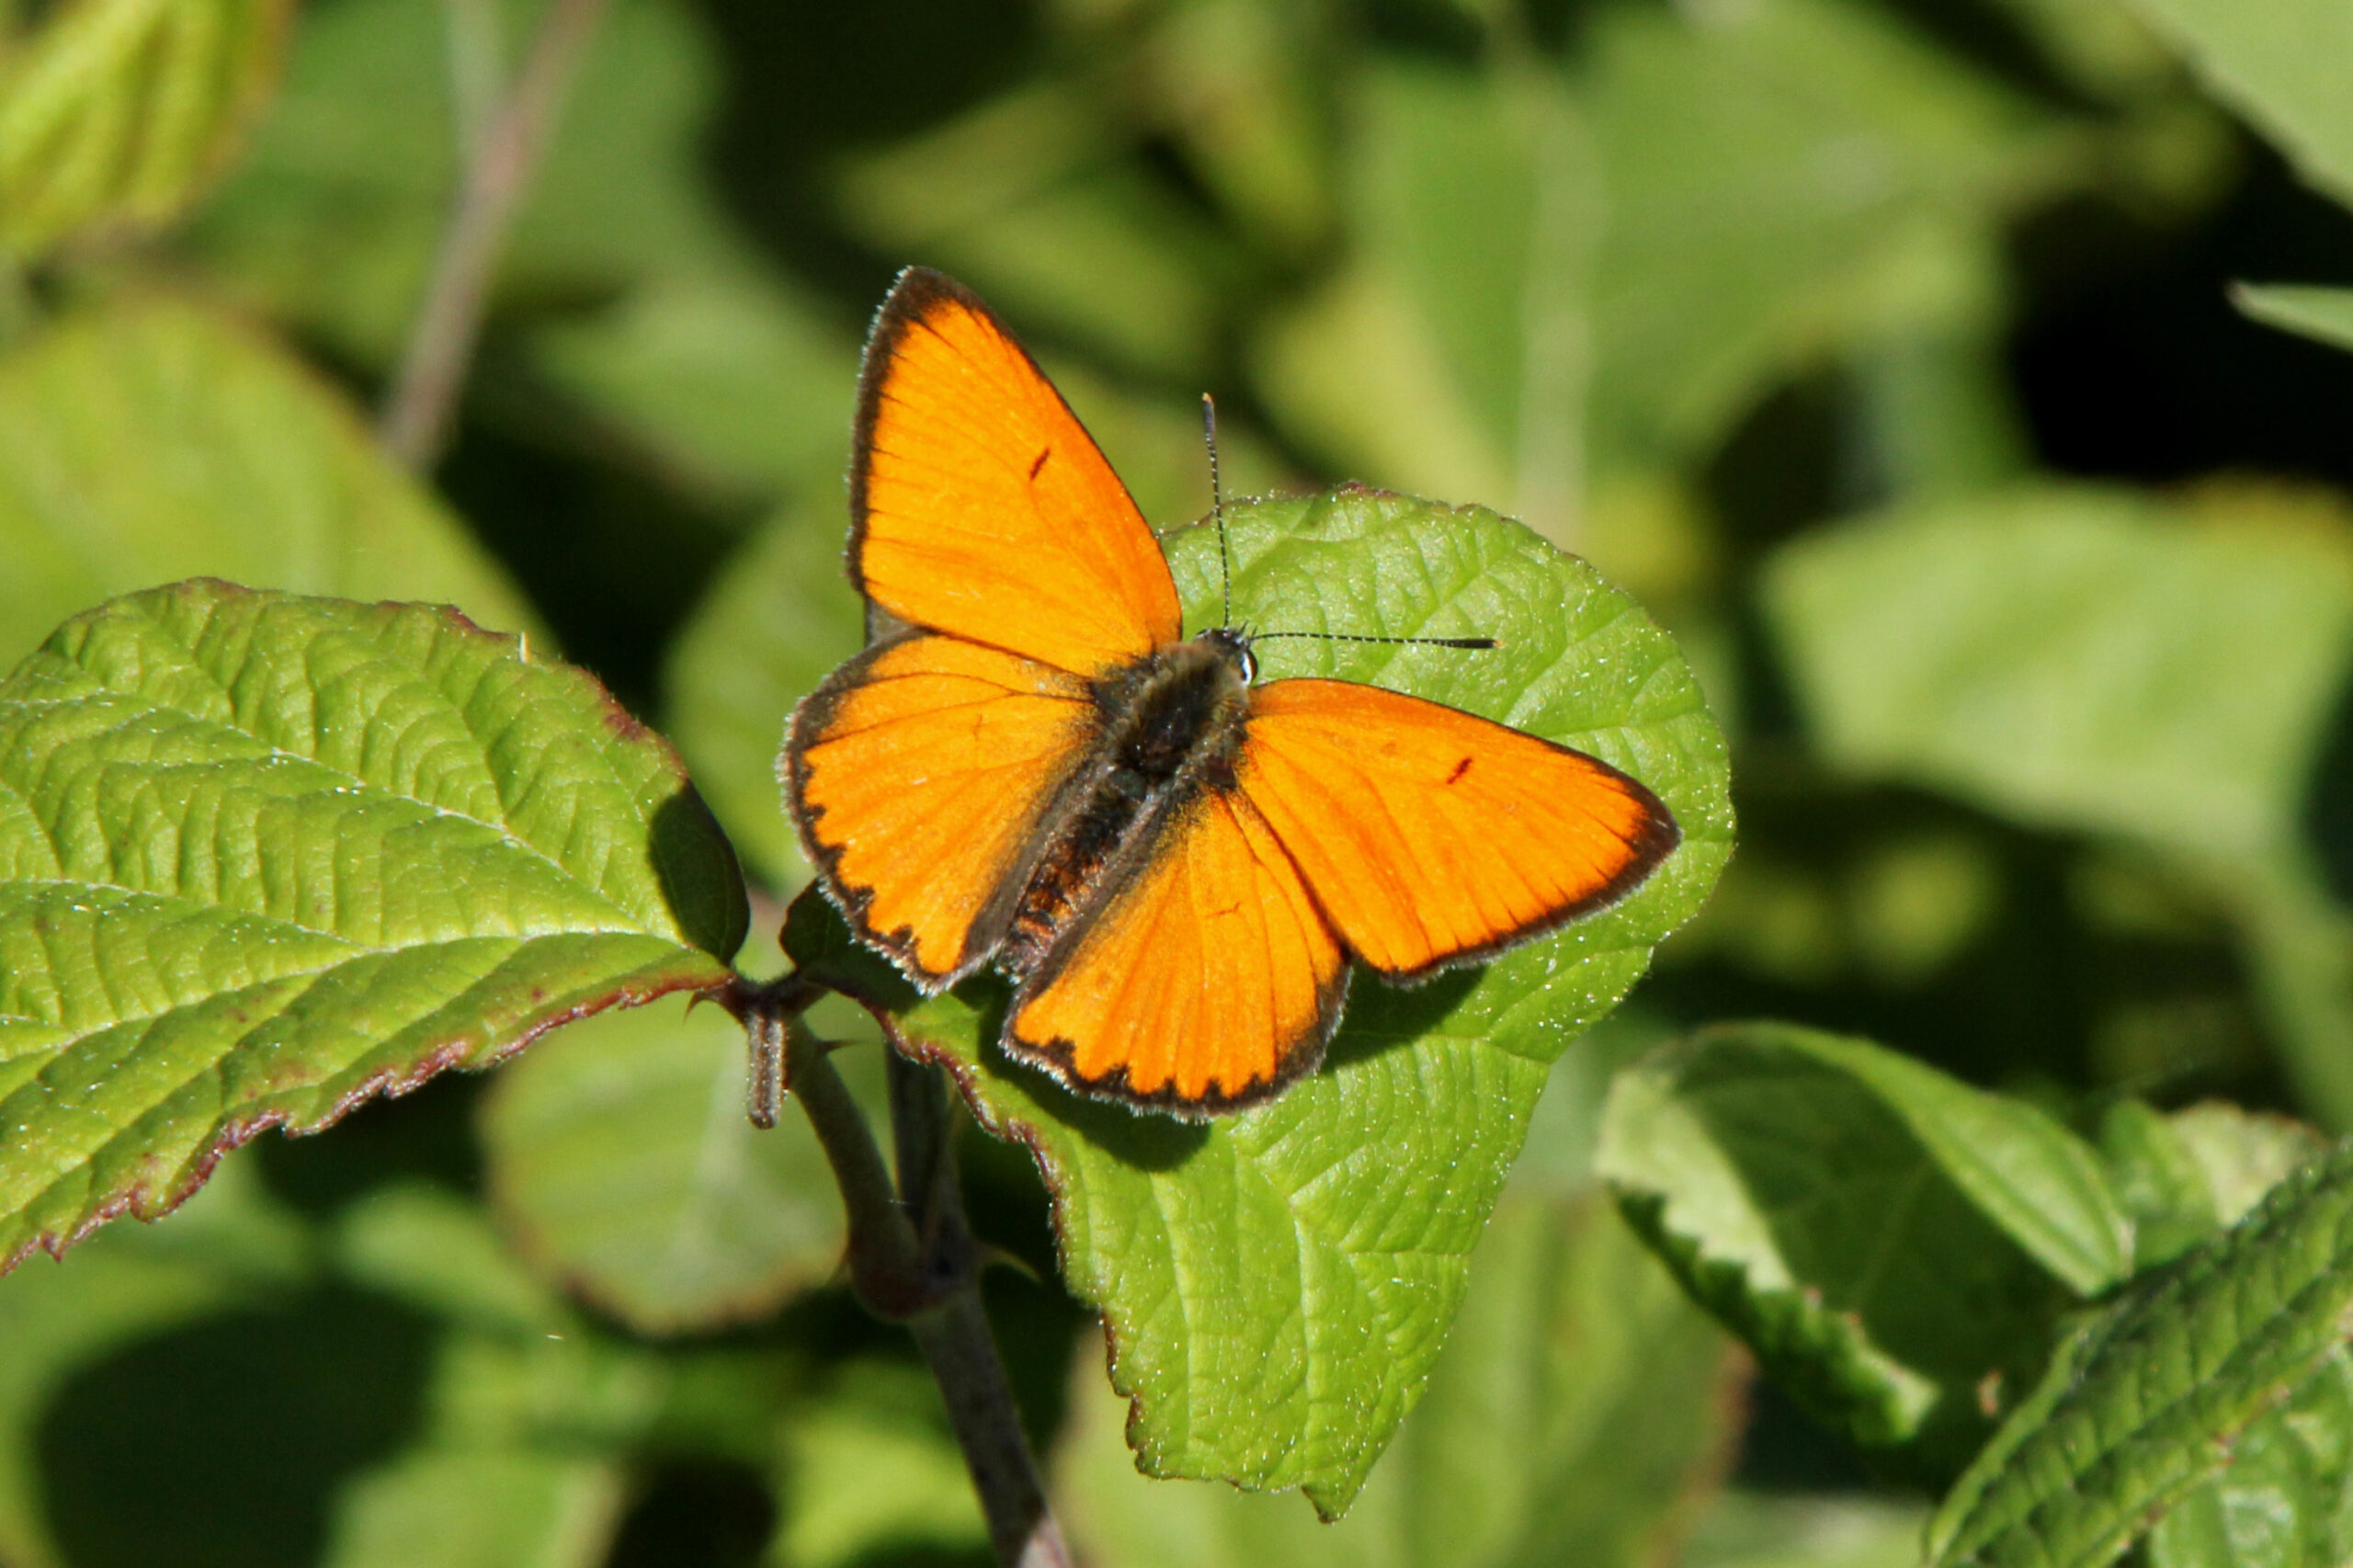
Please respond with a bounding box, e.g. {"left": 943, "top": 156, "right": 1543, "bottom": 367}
{"left": 784, "top": 268, "right": 1678, "bottom": 1116}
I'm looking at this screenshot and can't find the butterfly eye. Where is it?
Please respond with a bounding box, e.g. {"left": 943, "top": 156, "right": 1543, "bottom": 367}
{"left": 1237, "top": 643, "right": 1259, "bottom": 685}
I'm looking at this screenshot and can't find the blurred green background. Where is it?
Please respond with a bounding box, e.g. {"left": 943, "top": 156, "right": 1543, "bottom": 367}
{"left": 5, "top": 0, "right": 2353, "bottom": 1562}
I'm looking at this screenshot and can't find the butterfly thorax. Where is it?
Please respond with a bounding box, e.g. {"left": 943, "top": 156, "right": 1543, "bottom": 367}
{"left": 997, "top": 632, "right": 1253, "bottom": 974}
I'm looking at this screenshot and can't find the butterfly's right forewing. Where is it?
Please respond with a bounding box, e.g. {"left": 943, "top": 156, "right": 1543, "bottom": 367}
{"left": 855, "top": 270, "right": 1182, "bottom": 677}
{"left": 787, "top": 632, "right": 1100, "bottom": 989}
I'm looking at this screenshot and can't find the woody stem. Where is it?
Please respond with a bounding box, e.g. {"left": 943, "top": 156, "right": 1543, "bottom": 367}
{"left": 769, "top": 996, "right": 1071, "bottom": 1568}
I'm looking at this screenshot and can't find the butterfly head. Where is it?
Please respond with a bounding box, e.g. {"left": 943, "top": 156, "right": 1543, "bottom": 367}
{"left": 1199, "top": 624, "right": 1258, "bottom": 685}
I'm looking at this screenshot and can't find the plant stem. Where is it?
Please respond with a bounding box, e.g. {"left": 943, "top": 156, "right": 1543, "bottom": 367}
{"left": 888, "top": 1052, "right": 1074, "bottom": 1568}
{"left": 380, "top": 0, "right": 610, "bottom": 470}
{"left": 772, "top": 1004, "right": 1071, "bottom": 1568}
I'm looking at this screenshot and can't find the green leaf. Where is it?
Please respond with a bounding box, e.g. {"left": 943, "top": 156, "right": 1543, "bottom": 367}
{"left": 0, "top": 579, "right": 747, "bottom": 1269}
{"left": 790, "top": 488, "right": 1732, "bottom": 1513}
{"left": 322, "top": 1449, "right": 623, "bottom": 1568}
{"left": 480, "top": 992, "right": 845, "bottom": 1335}
{"left": 1760, "top": 483, "right": 2353, "bottom": 1124}
{"left": 2123, "top": 0, "right": 2353, "bottom": 207}
{"left": 1597, "top": 1021, "right": 2125, "bottom": 1478}
{"left": 1927, "top": 1136, "right": 2353, "bottom": 1568}
{"left": 0, "top": 0, "right": 295, "bottom": 259}
{"left": 2234, "top": 282, "right": 2353, "bottom": 356}
{"left": 1055, "top": 1192, "right": 1740, "bottom": 1568}
{"left": 0, "top": 294, "right": 540, "bottom": 667}
{"left": 2146, "top": 1349, "right": 2353, "bottom": 1568}
{"left": 1762, "top": 483, "right": 2353, "bottom": 865}
{"left": 1580, "top": 0, "right": 2070, "bottom": 472}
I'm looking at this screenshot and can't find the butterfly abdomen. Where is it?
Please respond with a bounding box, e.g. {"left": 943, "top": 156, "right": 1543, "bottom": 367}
{"left": 999, "top": 636, "right": 1251, "bottom": 974}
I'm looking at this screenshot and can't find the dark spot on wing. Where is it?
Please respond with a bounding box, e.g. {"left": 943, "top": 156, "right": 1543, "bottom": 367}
{"left": 1029, "top": 447, "right": 1051, "bottom": 480}
{"left": 1446, "top": 756, "right": 1473, "bottom": 785}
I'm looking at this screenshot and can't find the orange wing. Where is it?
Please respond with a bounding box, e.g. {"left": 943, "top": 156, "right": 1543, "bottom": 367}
{"left": 786, "top": 632, "right": 1097, "bottom": 989}
{"left": 1006, "top": 787, "right": 1347, "bottom": 1113}
{"left": 1235, "top": 679, "right": 1678, "bottom": 981}
{"left": 853, "top": 268, "right": 1183, "bottom": 676}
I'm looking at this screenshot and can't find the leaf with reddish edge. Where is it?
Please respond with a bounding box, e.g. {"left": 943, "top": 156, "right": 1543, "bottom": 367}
{"left": 0, "top": 580, "right": 747, "bottom": 1270}
{"left": 782, "top": 490, "right": 1732, "bottom": 1515}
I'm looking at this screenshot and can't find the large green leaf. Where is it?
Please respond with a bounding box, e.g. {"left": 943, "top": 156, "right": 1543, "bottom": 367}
{"left": 0, "top": 0, "right": 295, "bottom": 259}
{"left": 1597, "top": 1021, "right": 2125, "bottom": 1479}
{"left": 0, "top": 294, "right": 539, "bottom": 667}
{"left": 2124, "top": 0, "right": 2353, "bottom": 207}
{"left": 789, "top": 488, "right": 1732, "bottom": 1513}
{"left": 0, "top": 580, "right": 746, "bottom": 1269}
{"left": 1056, "top": 1192, "right": 1739, "bottom": 1568}
{"left": 1927, "top": 1136, "right": 2353, "bottom": 1568}
{"left": 480, "top": 992, "right": 844, "bottom": 1335}
{"left": 1764, "top": 484, "right": 2353, "bottom": 865}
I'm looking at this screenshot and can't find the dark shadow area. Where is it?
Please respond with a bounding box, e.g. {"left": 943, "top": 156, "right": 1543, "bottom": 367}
{"left": 2010, "top": 137, "right": 2353, "bottom": 492}
{"left": 257, "top": 1072, "right": 487, "bottom": 1218}
{"left": 651, "top": 784, "right": 754, "bottom": 961}
{"left": 604, "top": 1460, "right": 777, "bottom": 1568}
{"left": 2302, "top": 664, "right": 2353, "bottom": 905}
{"left": 38, "top": 1290, "right": 433, "bottom": 1568}
{"left": 436, "top": 414, "right": 742, "bottom": 719}
{"left": 695, "top": 0, "right": 1044, "bottom": 304}
{"left": 1731, "top": 1376, "right": 1880, "bottom": 1493}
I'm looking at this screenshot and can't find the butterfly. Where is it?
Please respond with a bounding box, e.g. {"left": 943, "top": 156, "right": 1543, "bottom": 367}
{"left": 783, "top": 267, "right": 1679, "bottom": 1117}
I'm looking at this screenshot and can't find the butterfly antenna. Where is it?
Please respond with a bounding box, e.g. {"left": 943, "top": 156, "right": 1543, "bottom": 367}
{"left": 1203, "top": 393, "right": 1233, "bottom": 630}
{"left": 1252, "top": 630, "right": 1499, "bottom": 651}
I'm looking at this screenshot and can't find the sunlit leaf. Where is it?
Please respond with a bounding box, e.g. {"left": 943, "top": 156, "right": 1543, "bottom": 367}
{"left": 1764, "top": 483, "right": 2353, "bottom": 864}
{"left": 0, "top": 581, "right": 746, "bottom": 1268}
{"left": 1927, "top": 1138, "right": 2353, "bottom": 1568}
{"left": 0, "top": 0, "right": 295, "bottom": 259}
{"left": 1597, "top": 1021, "right": 2124, "bottom": 1480}
{"left": 789, "top": 488, "right": 1732, "bottom": 1513}
{"left": 1056, "top": 1192, "right": 1739, "bottom": 1566}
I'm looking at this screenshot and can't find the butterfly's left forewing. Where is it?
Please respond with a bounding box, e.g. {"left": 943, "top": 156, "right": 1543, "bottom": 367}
{"left": 1005, "top": 786, "right": 1348, "bottom": 1112}
{"left": 1234, "top": 679, "right": 1679, "bottom": 982}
